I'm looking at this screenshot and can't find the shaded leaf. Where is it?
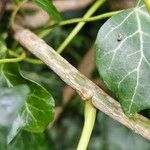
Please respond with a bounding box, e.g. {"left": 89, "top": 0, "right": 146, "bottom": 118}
{"left": 95, "top": 1, "right": 150, "bottom": 115}
{"left": 0, "top": 128, "right": 52, "bottom": 150}
{"left": 9, "top": 131, "right": 52, "bottom": 150}
{"left": 0, "top": 38, "right": 7, "bottom": 59}
{"left": 0, "top": 87, "right": 53, "bottom": 150}
{"left": 0, "top": 85, "right": 30, "bottom": 127}
{"left": 0, "top": 85, "right": 29, "bottom": 149}
{"left": 2, "top": 63, "right": 55, "bottom": 142}
{"left": 23, "top": 71, "right": 65, "bottom": 106}
{"left": 32, "top": 0, "right": 61, "bottom": 21}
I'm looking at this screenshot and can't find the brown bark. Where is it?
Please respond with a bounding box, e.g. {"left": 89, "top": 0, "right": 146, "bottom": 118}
{"left": 14, "top": 28, "right": 150, "bottom": 141}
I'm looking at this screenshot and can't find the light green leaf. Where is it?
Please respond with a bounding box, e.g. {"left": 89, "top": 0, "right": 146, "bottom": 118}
{"left": 2, "top": 63, "right": 55, "bottom": 142}
{"left": 32, "top": 0, "right": 61, "bottom": 21}
{"left": 95, "top": 2, "right": 150, "bottom": 115}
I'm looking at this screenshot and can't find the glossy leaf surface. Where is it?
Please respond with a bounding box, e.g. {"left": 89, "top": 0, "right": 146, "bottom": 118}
{"left": 95, "top": 0, "right": 150, "bottom": 115}
{"left": 3, "top": 63, "right": 55, "bottom": 142}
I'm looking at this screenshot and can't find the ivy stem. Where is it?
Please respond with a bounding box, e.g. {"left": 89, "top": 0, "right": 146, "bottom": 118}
{"left": 77, "top": 101, "right": 96, "bottom": 150}
{"left": 0, "top": 51, "right": 26, "bottom": 64}
{"left": 8, "top": 50, "right": 43, "bottom": 65}
{"left": 44, "top": 10, "right": 121, "bottom": 30}
{"left": 143, "top": 0, "right": 150, "bottom": 13}
{"left": 10, "top": 0, "right": 28, "bottom": 31}
{"left": 57, "top": 0, "right": 106, "bottom": 54}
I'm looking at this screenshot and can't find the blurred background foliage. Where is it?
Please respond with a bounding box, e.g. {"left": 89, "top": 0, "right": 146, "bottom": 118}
{"left": 0, "top": 0, "right": 150, "bottom": 149}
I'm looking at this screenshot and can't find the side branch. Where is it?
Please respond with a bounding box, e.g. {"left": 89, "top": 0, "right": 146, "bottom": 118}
{"left": 14, "top": 28, "right": 150, "bottom": 141}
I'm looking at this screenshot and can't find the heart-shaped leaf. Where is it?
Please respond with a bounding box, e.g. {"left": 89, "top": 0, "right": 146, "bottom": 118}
{"left": 95, "top": 0, "right": 150, "bottom": 116}
{"left": 2, "top": 63, "right": 55, "bottom": 142}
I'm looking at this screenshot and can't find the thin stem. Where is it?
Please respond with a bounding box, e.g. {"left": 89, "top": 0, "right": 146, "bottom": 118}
{"left": 0, "top": 51, "right": 26, "bottom": 64}
{"left": 45, "top": 10, "right": 121, "bottom": 30}
{"left": 144, "top": 0, "right": 150, "bottom": 13}
{"left": 24, "top": 57, "right": 43, "bottom": 64}
{"left": 77, "top": 101, "right": 96, "bottom": 150}
{"left": 10, "top": 0, "right": 28, "bottom": 31}
{"left": 8, "top": 50, "right": 43, "bottom": 65}
{"left": 57, "top": 0, "right": 106, "bottom": 54}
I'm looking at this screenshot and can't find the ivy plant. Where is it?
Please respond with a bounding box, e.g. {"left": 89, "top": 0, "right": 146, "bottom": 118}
{"left": 0, "top": 0, "right": 150, "bottom": 149}
{"left": 95, "top": 0, "right": 150, "bottom": 116}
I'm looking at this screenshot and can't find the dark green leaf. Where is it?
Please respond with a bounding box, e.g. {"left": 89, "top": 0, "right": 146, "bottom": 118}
{"left": 23, "top": 71, "right": 65, "bottom": 106}
{"left": 95, "top": 1, "right": 150, "bottom": 115}
{"left": 0, "top": 85, "right": 52, "bottom": 150}
{"left": 2, "top": 63, "right": 55, "bottom": 142}
{"left": 0, "top": 85, "right": 30, "bottom": 127}
{"left": 9, "top": 131, "right": 51, "bottom": 150}
{"left": 32, "top": 0, "right": 61, "bottom": 21}
{"left": 0, "top": 85, "right": 29, "bottom": 149}
{"left": 0, "top": 128, "right": 52, "bottom": 150}
{"left": 0, "top": 38, "right": 7, "bottom": 74}
{"left": 0, "top": 38, "right": 7, "bottom": 59}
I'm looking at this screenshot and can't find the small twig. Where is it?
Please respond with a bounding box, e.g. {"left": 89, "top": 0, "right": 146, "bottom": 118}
{"left": 14, "top": 28, "right": 150, "bottom": 140}
{"left": 49, "top": 47, "right": 95, "bottom": 128}
{"left": 45, "top": 10, "right": 121, "bottom": 30}
{"left": 8, "top": 49, "right": 43, "bottom": 64}
{"left": 57, "top": 0, "right": 106, "bottom": 53}
{"left": 0, "top": 51, "right": 26, "bottom": 64}
{"left": 63, "top": 47, "right": 95, "bottom": 104}
{"left": 10, "top": 0, "right": 27, "bottom": 31}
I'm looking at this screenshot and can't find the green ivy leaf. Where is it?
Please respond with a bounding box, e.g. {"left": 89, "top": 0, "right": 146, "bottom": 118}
{"left": 0, "top": 85, "right": 29, "bottom": 149}
{"left": 0, "top": 86, "right": 30, "bottom": 127}
{"left": 9, "top": 131, "right": 51, "bottom": 150}
{"left": 0, "top": 86, "right": 52, "bottom": 150}
{"left": 2, "top": 63, "right": 55, "bottom": 142}
{"left": 0, "top": 38, "right": 7, "bottom": 74}
{"left": 0, "top": 128, "right": 51, "bottom": 150}
{"left": 95, "top": 0, "right": 150, "bottom": 116}
{"left": 0, "top": 39, "right": 7, "bottom": 59}
{"left": 32, "top": 0, "right": 61, "bottom": 21}
{"left": 0, "top": 38, "right": 7, "bottom": 87}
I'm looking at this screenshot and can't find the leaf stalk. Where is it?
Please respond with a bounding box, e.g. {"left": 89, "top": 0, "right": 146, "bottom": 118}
{"left": 77, "top": 100, "right": 96, "bottom": 150}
